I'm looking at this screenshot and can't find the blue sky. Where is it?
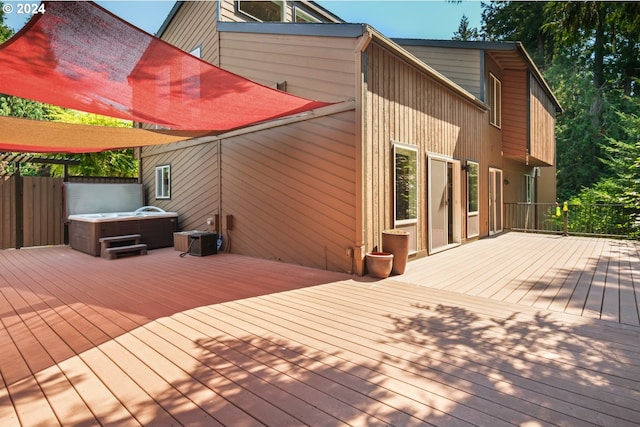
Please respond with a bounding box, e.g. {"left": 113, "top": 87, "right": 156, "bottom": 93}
{"left": 3, "top": 1, "right": 483, "bottom": 39}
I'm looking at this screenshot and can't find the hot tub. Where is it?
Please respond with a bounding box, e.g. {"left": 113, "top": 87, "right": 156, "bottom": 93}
{"left": 69, "top": 206, "right": 179, "bottom": 256}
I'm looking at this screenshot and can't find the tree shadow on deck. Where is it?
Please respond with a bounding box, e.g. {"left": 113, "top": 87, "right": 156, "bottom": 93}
{"left": 378, "top": 302, "right": 640, "bottom": 426}
{"left": 0, "top": 247, "right": 351, "bottom": 389}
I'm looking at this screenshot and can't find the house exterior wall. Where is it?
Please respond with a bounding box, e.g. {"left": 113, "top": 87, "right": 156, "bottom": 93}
{"left": 141, "top": 138, "right": 221, "bottom": 232}
{"left": 146, "top": 1, "right": 560, "bottom": 274}
{"left": 501, "top": 69, "right": 528, "bottom": 165}
{"left": 396, "top": 43, "right": 483, "bottom": 98}
{"left": 219, "top": 111, "right": 357, "bottom": 272}
{"left": 363, "top": 41, "right": 491, "bottom": 257}
{"left": 218, "top": 30, "right": 358, "bottom": 102}
{"left": 529, "top": 73, "right": 556, "bottom": 166}
{"left": 502, "top": 157, "right": 533, "bottom": 203}
{"left": 159, "top": 1, "right": 219, "bottom": 65}
{"left": 483, "top": 53, "right": 505, "bottom": 169}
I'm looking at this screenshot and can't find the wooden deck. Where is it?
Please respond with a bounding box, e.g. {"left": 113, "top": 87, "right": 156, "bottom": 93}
{"left": 1, "top": 232, "right": 639, "bottom": 426}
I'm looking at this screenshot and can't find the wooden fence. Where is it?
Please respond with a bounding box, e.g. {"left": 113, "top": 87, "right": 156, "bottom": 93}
{"left": 1, "top": 175, "right": 138, "bottom": 250}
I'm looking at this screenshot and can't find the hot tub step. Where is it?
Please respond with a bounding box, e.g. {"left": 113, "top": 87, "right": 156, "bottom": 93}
{"left": 103, "top": 243, "right": 148, "bottom": 260}
{"left": 100, "top": 234, "right": 145, "bottom": 259}
{"left": 99, "top": 234, "right": 142, "bottom": 245}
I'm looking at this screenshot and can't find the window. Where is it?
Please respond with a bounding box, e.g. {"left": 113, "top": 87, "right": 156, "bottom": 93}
{"left": 524, "top": 174, "right": 533, "bottom": 203}
{"left": 466, "top": 161, "right": 479, "bottom": 214}
{"left": 155, "top": 165, "right": 171, "bottom": 199}
{"left": 466, "top": 161, "right": 479, "bottom": 238}
{"left": 488, "top": 73, "right": 502, "bottom": 128}
{"left": 294, "top": 6, "right": 321, "bottom": 22}
{"left": 189, "top": 46, "right": 202, "bottom": 58}
{"left": 237, "top": 1, "right": 284, "bottom": 22}
{"left": 394, "top": 145, "right": 418, "bottom": 223}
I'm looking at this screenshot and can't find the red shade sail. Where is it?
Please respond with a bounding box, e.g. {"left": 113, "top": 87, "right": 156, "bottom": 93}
{"left": 0, "top": 1, "right": 330, "bottom": 135}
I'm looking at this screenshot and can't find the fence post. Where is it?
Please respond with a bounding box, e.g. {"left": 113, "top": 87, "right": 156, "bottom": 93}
{"left": 13, "top": 162, "right": 23, "bottom": 249}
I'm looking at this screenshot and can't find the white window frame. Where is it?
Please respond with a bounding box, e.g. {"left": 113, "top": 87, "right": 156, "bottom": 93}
{"left": 393, "top": 143, "right": 419, "bottom": 226}
{"left": 466, "top": 161, "right": 480, "bottom": 238}
{"left": 293, "top": 5, "right": 321, "bottom": 22}
{"left": 524, "top": 174, "right": 533, "bottom": 203}
{"left": 155, "top": 164, "right": 171, "bottom": 200}
{"left": 488, "top": 73, "right": 502, "bottom": 128}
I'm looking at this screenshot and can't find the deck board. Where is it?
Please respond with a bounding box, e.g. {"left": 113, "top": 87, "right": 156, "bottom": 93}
{"left": 1, "top": 233, "right": 640, "bottom": 426}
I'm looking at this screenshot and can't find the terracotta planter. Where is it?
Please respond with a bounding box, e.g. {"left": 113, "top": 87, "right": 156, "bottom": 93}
{"left": 382, "top": 229, "right": 410, "bottom": 275}
{"left": 365, "top": 251, "right": 394, "bottom": 279}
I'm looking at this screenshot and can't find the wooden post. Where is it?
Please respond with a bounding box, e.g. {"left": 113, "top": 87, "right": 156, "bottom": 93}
{"left": 14, "top": 162, "right": 23, "bottom": 249}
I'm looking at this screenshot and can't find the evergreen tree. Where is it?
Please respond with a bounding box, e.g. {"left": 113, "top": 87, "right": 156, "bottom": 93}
{"left": 482, "top": 1, "right": 553, "bottom": 68}
{"left": 453, "top": 14, "right": 479, "bottom": 41}
{"left": 0, "top": 4, "right": 12, "bottom": 43}
{"left": 481, "top": 0, "right": 640, "bottom": 208}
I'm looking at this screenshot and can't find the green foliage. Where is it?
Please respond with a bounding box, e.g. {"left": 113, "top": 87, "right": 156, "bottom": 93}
{"left": 544, "top": 52, "right": 602, "bottom": 201}
{"left": 482, "top": 1, "right": 640, "bottom": 207}
{"left": 0, "top": 3, "right": 13, "bottom": 43}
{"left": 482, "top": 1, "right": 553, "bottom": 67}
{"left": 1, "top": 11, "right": 137, "bottom": 179}
{"left": 48, "top": 109, "right": 138, "bottom": 178}
{"left": 453, "top": 14, "right": 480, "bottom": 41}
{"left": 0, "top": 95, "right": 55, "bottom": 119}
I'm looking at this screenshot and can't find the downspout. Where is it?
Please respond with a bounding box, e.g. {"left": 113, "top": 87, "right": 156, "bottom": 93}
{"left": 353, "top": 27, "right": 372, "bottom": 276}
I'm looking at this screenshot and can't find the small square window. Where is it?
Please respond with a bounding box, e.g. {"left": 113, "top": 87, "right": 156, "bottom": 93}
{"left": 155, "top": 165, "right": 171, "bottom": 199}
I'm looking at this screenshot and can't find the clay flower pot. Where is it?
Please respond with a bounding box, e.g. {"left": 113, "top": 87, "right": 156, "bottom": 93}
{"left": 382, "top": 229, "right": 410, "bottom": 275}
{"left": 365, "top": 251, "right": 394, "bottom": 278}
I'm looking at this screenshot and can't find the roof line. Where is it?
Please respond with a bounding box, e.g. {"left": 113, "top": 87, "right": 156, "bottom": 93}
{"left": 367, "top": 27, "right": 488, "bottom": 111}
{"left": 392, "top": 38, "right": 562, "bottom": 113}
{"left": 156, "top": 1, "right": 183, "bottom": 37}
{"left": 217, "top": 21, "right": 367, "bottom": 38}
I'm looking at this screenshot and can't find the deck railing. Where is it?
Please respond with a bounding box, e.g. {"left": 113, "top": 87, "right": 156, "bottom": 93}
{"left": 504, "top": 203, "right": 639, "bottom": 239}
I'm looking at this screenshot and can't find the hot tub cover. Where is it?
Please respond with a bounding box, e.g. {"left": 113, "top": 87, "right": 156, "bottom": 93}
{"left": 0, "top": 1, "right": 331, "bottom": 152}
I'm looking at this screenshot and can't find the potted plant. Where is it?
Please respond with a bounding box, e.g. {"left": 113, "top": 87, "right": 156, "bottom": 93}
{"left": 382, "top": 229, "right": 410, "bottom": 275}
{"left": 365, "top": 251, "right": 394, "bottom": 278}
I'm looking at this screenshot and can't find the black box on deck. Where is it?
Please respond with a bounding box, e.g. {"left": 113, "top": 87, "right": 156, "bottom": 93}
{"left": 189, "top": 232, "right": 217, "bottom": 256}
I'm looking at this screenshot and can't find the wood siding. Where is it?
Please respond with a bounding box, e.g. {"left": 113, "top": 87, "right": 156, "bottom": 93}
{"left": 363, "top": 42, "right": 490, "bottom": 255}
{"left": 396, "top": 44, "right": 483, "bottom": 98}
{"left": 219, "top": 112, "right": 357, "bottom": 273}
{"left": 141, "top": 139, "right": 220, "bottom": 232}
{"left": 219, "top": 31, "right": 358, "bottom": 102}
{"left": 0, "top": 176, "right": 64, "bottom": 249}
{"left": 529, "top": 74, "right": 556, "bottom": 166}
{"left": 501, "top": 69, "right": 528, "bottom": 165}
{"left": 0, "top": 175, "right": 16, "bottom": 249}
{"left": 22, "top": 177, "right": 64, "bottom": 247}
{"left": 140, "top": 112, "right": 357, "bottom": 273}
{"left": 160, "top": 1, "right": 219, "bottom": 65}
